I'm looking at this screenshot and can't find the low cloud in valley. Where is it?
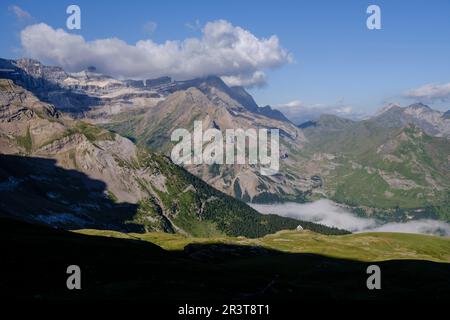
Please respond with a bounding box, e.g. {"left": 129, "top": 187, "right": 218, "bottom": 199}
{"left": 251, "top": 200, "right": 450, "bottom": 236}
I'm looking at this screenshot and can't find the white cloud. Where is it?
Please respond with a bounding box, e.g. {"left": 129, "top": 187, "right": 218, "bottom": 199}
{"left": 9, "top": 5, "right": 32, "bottom": 21}
{"left": 251, "top": 200, "right": 450, "bottom": 236}
{"left": 20, "top": 20, "right": 292, "bottom": 87}
{"left": 143, "top": 21, "right": 157, "bottom": 35}
{"left": 221, "top": 71, "right": 266, "bottom": 88}
{"left": 273, "top": 100, "right": 360, "bottom": 124}
{"left": 275, "top": 100, "right": 304, "bottom": 109}
{"left": 251, "top": 200, "right": 377, "bottom": 232}
{"left": 371, "top": 220, "right": 450, "bottom": 236}
{"left": 404, "top": 83, "right": 450, "bottom": 102}
{"left": 335, "top": 106, "right": 353, "bottom": 114}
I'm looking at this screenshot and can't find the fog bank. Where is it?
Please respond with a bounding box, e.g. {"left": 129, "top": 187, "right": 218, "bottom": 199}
{"left": 250, "top": 200, "right": 450, "bottom": 236}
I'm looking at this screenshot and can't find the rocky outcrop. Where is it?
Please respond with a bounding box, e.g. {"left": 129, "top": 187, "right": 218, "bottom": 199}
{"left": 373, "top": 103, "right": 450, "bottom": 138}
{"left": 0, "top": 80, "right": 294, "bottom": 237}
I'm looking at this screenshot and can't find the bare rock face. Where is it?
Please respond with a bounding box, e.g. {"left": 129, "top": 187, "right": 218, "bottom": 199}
{"left": 0, "top": 79, "right": 155, "bottom": 228}
{"left": 299, "top": 111, "right": 450, "bottom": 214}
{"left": 1, "top": 60, "right": 313, "bottom": 202}
{"left": 3, "top": 59, "right": 448, "bottom": 214}
{"left": 0, "top": 58, "right": 165, "bottom": 120}
{"left": 444, "top": 110, "right": 450, "bottom": 119}
{"left": 0, "top": 79, "right": 60, "bottom": 121}
{"left": 373, "top": 103, "right": 450, "bottom": 138}
{"left": 108, "top": 79, "right": 311, "bottom": 202}
{"left": 0, "top": 80, "right": 140, "bottom": 201}
{"left": 1, "top": 79, "right": 288, "bottom": 238}
{"left": 0, "top": 79, "right": 66, "bottom": 153}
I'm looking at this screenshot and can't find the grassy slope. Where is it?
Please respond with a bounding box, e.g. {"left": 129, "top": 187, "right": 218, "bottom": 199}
{"left": 76, "top": 229, "right": 450, "bottom": 263}
{"left": 1, "top": 79, "right": 326, "bottom": 238}
{"left": 131, "top": 153, "right": 349, "bottom": 238}
{"left": 302, "top": 122, "right": 450, "bottom": 219}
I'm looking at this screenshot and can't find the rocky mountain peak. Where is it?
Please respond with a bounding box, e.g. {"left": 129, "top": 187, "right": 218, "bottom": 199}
{"left": 375, "top": 103, "right": 402, "bottom": 116}
{"left": 15, "top": 58, "right": 42, "bottom": 68}
{"left": 0, "top": 79, "right": 60, "bottom": 120}
{"left": 1, "top": 79, "right": 303, "bottom": 236}
{"left": 86, "top": 66, "right": 97, "bottom": 73}
{"left": 405, "top": 102, "right": 432, "bottom": 112}
{"left": 14, "top": 58, "right": 67, "bottom": 81}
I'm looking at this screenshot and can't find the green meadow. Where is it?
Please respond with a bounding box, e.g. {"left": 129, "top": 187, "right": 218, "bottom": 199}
{"left": 76, "top": 229, "right": 450, "bottom": 263}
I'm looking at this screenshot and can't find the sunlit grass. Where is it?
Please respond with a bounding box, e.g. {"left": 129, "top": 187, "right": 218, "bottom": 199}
{"left": 75, "top": 229, "right": 450, "bottom": 263}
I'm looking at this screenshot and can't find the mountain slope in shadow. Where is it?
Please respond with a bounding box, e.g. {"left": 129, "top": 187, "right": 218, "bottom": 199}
{"left": 1, "top": 217, "right": 449, "bottom": 300}
{"left": 0, "top": 154, "right": 141, "bottom": 231}
{"left": 0, "top": 58, "right": 101, "bottom": 115}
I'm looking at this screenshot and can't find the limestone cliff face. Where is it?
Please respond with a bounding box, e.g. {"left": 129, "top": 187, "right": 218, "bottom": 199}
{"left": 0, "top": 79, "right": 293, "bottom": 237}
{"left": 1, "top": 59, "right": 317, "bottom": 202}
{"left": 3, "top": 58, "right": 448, "bottom": 216}
{"left": 0, "top": 79, "right": 155, "bottom": 229}
{"left": 107, "top": 79, "right": 313, "bottom": 203}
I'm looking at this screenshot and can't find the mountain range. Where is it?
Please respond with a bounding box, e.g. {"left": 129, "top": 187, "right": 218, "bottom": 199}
{"left": 1, "top": 58, "right": 449, "bottom": 224}
{"left": 300, "top": 112, "right": 449, "bottom": 221}
{"left": 0, "top": 77, "right": 349, "bottom": 237}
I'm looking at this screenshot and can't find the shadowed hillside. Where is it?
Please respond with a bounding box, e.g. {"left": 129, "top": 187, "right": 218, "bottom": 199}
{"left": 0, "top": 154, "right": 141, "bottom": 231}
{"left": 1, "top": 218, "right": 449, "bottom": 300}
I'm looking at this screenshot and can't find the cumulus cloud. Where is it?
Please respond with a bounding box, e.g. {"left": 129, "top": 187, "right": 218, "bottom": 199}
{"left": 251, "top": 200, "right": 450, "bottom": 236}
{"left": 273, "top": 100, "right": 361, "bottom": 125}
{"left": 19, "top": 20, "right": 292, "bottom": 87}
{"left": 222, "top": 71, "right": 267, "bottom": 88}
{"left": 404, "top": 83, "right": 450, "bottom": 103}
{"left": 9, "top": 5, "right": 32, "bottom": 21}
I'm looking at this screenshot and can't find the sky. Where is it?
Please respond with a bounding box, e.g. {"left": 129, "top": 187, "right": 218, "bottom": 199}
{"left": 2, "top": 0, "right": 450, "bottom": 122}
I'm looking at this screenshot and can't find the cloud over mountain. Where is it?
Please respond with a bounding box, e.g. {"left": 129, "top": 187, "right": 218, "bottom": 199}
{"left": 273, "top": 99, "right": 361, "bottom": 124}
{"left": 20, "top": 20, "right": 292, "bottom": 87}
{"left": 404, "top": 83, "right": 450, "bottom": 102}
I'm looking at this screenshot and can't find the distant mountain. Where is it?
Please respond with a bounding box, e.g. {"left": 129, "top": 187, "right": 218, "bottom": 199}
{"left": 444, "top": 110, "right": 450, "bottom": 119}
{"left": 299, "top": 114, "right": 355, "bottom": 131}
{"left": 258, "top": 105, "right": 290, "bottom": 122}
{"left": 227, "top": 85, "right": 289, "bottom": 121}
{"left": 372, "top": 103, "right": 450, "bottom": 138}
{"left": 0, "top": 58, "right": 102, "bottom": 114}
{"left": 154, "top": 75, "right": 290, "bottom": 121}
{"left": 2, "top": 58, "right": 449, "bottom": 222}
{"left": 299, "top": 111, "right": 450, "bottom": 220}
{"left": 1, "top": 58, "right": 312, "bottom": 203}
{"left": 106, "top": 77, "right": 311, "bottom": 203}
{"left": 0, "top": 59, "right": 290, "bottom": 122}
{"left": 0, "top": 79, "right": 310, "bottom": 237}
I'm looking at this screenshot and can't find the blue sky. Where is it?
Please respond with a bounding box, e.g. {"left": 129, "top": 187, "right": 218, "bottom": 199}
{"left": 2, "top": 0, "right": 450, "bottom": 118}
